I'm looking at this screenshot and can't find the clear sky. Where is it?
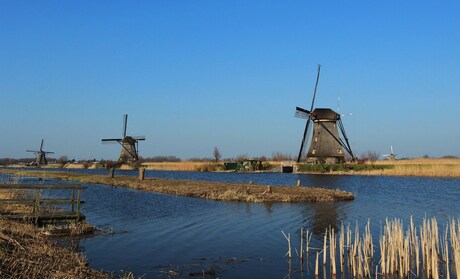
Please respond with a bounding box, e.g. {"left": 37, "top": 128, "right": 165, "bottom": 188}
{"left": 1, "top": 1, "right": 459, "bottom": 161}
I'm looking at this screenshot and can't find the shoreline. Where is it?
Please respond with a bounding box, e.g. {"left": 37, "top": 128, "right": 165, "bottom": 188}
{"left": 3, "top": 157, "right": 460, "bottom": 178}
{"left": 0, "top": 186, "right": 109, "bottom": 278}
{"left": 0, "top": 169, "right": 354, "bottom": 203}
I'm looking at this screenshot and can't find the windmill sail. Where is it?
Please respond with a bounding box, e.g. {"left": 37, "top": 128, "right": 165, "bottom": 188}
{"left": 26, "top": 139, "right": 54, "bottom": 166}
{"left": 101, "top": 114, "right": 145, "bottom": 163}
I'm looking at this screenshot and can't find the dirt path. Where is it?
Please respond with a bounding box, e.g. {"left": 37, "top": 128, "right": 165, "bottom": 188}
{"left": 0, "top": 169, "right": 354, "bottom": 202}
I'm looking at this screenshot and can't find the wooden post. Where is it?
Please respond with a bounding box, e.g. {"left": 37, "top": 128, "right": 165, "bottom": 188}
{"left": 34, "top": 189, "right": 40, "bottom": 224}
{"left": 109, "top": 167, "right": 115, "bottom": 178}
{"left": 71, "top": 189, "right": 75, "bottom": 213}
{"left": 138, "top": 167, "right": 145, "bottom": 180}
{"left": 76, "top": 189, "right": 81, "bottom": 222}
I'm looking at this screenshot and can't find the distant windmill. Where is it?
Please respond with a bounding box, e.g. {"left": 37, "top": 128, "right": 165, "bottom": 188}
{"left": 382, "top": 146, "right": 398, "bottom": 160}
{"left": 27, "top": 139, "right": 54, "bottom": 166}
{"left": 101, "top": 114, "right": 145, "bottom": 163}
{"left": 295, "top": 65, "right": 355, "bottom": 164}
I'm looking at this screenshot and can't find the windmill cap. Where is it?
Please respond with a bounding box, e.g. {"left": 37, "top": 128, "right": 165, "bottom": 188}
{"left": 312, "top": 108, "right": 340, "bottom": 120}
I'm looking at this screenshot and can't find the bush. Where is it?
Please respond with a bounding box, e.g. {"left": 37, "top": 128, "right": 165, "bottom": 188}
{"left": 195, "top": 163, "right": 222, "bottom": 172}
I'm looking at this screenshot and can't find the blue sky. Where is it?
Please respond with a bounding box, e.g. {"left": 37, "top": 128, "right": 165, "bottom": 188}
{"left": 1, "top": 1, "right": 459, "bottom": 160}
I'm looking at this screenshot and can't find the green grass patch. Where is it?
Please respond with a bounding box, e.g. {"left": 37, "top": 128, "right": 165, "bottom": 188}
{"left": 297, "top": 163, "right": 394, "bottom": 173}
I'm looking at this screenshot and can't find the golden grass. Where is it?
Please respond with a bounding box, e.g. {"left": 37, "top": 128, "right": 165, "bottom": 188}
{"left": 0, "top": 217, "right": 109, "bottom": 279}
{"left": 364, "top": 158, "right": 460, "bottom": 177}
{"left": 377, "top": 158, "right": 460, "bottom": 165}
{"left": 141, "top": 161, "right": 215, "bottom": 171}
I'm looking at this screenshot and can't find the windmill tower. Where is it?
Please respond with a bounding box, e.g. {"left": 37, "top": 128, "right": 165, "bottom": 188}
{"left": 27, "top": 139, "right": 54, "bottom": 166}
{"left": 295, "top": 65, "right": 355, "bottom": 164}
{"left": 101, "top": 114, "right": 145, "bottom": 163}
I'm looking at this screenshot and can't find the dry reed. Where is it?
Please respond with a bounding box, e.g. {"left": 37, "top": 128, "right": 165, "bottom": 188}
{"left": 0, "top": 217, "right": 109, "bottom": 278}
{"left": 362, "top": 158, "right": 460, "bottom": 178}
{"left": 284, "top": 216, "right": 460, "bottom": 278}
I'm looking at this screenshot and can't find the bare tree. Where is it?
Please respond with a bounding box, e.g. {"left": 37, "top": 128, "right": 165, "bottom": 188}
{"left": 365, "top": 150, "right": 380, "bottom": 165}
{"left": 271, "top": 152, "right": 292, "bottom": 161}
{"left": 213, "top": 146, "right": 221, "bottom": 163}
{"left": 57, "top": 156, "right": 68, "bottom": 164}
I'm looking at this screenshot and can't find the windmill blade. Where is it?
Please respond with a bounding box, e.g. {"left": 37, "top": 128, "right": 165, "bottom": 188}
{"left": 102, "top": 138, "right": 122, "bottom": 144}
{"left": 132, "top": 136, "right": 146, "bottom": 141}
{"left": 123, "top": 114, "right": 128, "bottom": 138}
{"left": 294, "top": 107, "right": 311, "bottom": 119}
{"left": 309, "top": 64, "right": 321, "bottom": 112}
{"left": 297, "top": 118, "right": 312, "bottom": 162}
{"left": 40, "top": 139, "right": 44, "bottom": 151}
{"left": 44, "top": 151, "right": 55, "bottom": 154}
{"left": 296, "top": 64, "right": 321, "bottom": 163}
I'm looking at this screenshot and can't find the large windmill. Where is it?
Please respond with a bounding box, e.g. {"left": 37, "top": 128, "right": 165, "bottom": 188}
{"left": 101, "top": 114, "right": 145, "bottom": 163}
{"left": 27, "top": 139, "right": 54, "bottom": 166}
{"left": 295, "top": 65, "right": 355, "bottom": 164}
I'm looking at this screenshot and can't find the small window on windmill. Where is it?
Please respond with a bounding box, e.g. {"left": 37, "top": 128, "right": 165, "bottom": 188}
{"left": 312, "top": 149, "right": 316, "bottom": 155}
{"left": 338, "top": 149, "right": 342, "bottom": 154}
{"left": 314, "top": 137, "right": 318, "bottom": 142}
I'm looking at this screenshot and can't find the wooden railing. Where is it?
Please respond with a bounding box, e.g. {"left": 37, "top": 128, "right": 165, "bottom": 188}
{"left": 0, "top": 184, "right": 86, "bottom": 224}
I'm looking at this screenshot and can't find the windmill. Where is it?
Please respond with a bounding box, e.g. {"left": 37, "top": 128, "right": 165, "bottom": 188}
{"left": 27, "top": 139, "right": 54, "bottom": 166}
{"left": 382, "top": 146, "right": 398, "bottom": 160}
{"left": 295, "top": 65, "right": 355, "bottom": 164}
{"left": 101, "top": 114, "right": 145, "bottom": 163}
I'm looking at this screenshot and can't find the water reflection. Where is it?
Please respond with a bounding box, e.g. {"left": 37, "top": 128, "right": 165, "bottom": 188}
{"left": 263, "top": 202, "right": 273, "bottom": 215}
{"left": 298, "top": 202, "right": 346, "bottom": 240}
{"left": 310, "top": 203, "right": 341, "bottom": 236}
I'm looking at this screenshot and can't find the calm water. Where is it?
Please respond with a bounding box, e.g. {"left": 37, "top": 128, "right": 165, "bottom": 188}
{"left": 10, "top": 169, "right": 460, "bottom": 278}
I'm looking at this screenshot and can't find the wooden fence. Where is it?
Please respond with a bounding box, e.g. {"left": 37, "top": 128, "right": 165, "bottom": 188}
{"left": 0, "top": 184, "right": 86, "bottom": 225}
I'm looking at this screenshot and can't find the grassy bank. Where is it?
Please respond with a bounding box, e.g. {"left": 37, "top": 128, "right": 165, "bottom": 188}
{"left": 0, "top": 188, "right": 109, "bottom": 278}
{"left": 0, "top": 169, "right": 354, "bottom": 203}
{"left": 297, "top": 158, "right": 460, "bottom": 178}
{"left": 0, "top": 217, "right": 110, "bottom": 279}
{"left": 141, "top": 161, "right": 224, "bottom": 171}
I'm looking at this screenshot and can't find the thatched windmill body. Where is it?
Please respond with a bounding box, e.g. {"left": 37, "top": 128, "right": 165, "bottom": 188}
{"left": 102, "top": 114, "right": 145, "bottom": 163}
{"left": 295, "top": 65, "right": 355, "bottom": 164}
{"left": 27, "top": 139, "right": 54, "bottom": 166}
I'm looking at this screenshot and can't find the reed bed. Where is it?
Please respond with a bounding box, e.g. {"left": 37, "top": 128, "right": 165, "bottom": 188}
{"left": 363, "top": 158, "right": 460, "bottom": 178}
{"left": 141, "top": 161, "right": 219, "bottom": 171}
{"left": 283, "top": 216, "right": 460, "bottom": 278}
{"left": 0, "top": 217, "right": 109, "bottom": 278}
{"left": 352, "top": 164, "right": 460, "bottom": 178}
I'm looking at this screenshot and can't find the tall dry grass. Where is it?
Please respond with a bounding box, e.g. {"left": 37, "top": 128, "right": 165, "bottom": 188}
{"left": 142, "top": 161, "right": 214, "bottom": 171}
{"left": 0, "top": 217, "right": 109, "bottom": 278}
{"left": 378, "top": 158, "right": 460, "bottom": 165}
{"left": 361, "top": 158, "right": 460, "bottom": 178}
